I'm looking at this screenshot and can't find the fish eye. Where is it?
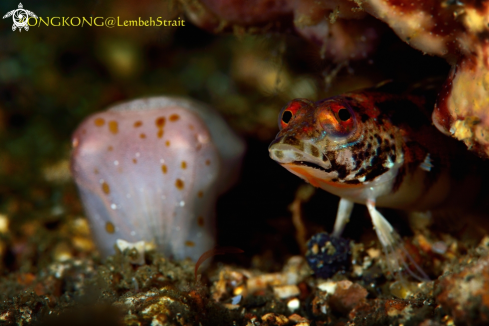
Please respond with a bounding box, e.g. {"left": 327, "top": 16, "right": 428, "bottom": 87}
{"left": 317, "top": 100, "right": 356, "bottom": 137}
{"left": 278, "top": 100, "right": 299, "bottom": 129}
{"left": 338, "top": 108, "right": 351, "bottom": 121}
{"left": 282, "top": 110, "right": 293, "bottom": 124}
{"left": 278, "top": 99, "right": 313, "bottom": 130}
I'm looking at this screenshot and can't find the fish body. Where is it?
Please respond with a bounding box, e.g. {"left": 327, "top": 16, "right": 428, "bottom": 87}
{"left": 269, "top": 83, "right": 487, "bottom": 278}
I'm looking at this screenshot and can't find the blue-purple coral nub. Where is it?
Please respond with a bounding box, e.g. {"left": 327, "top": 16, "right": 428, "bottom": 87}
{"left": 70, "top": 97, "right": 245, "bottom": 262}
{"left": 306, "top": 232, "right": 351, "bottom": 279}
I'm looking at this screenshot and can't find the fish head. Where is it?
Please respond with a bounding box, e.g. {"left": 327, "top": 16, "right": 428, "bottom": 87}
{"left": 269, "top": 96, "right": 398, "bottom": 188}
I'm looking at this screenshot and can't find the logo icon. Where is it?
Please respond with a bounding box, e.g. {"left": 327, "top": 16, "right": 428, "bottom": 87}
{"left": 3, "top": 3, "right": 37, "bottom": 32}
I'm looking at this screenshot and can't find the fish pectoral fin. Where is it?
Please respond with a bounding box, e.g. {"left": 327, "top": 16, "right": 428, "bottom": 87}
{"left": 332, "top": 198, "right": 354, "bottom": 237}
{"left": 366, "top": 199, "right": 429, "bottom": 281}
{"left": 366, "top": 199, "right": 395, "bottom": 248}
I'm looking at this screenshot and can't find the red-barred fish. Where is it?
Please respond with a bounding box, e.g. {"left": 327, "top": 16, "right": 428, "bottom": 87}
{"left": 268, "top": 82, "right": 489, "bottom": 280}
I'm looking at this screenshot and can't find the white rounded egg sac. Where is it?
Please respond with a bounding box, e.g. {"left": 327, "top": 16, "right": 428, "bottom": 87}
{"left": 70, "top": 97, "right": 245, "bottom": 262}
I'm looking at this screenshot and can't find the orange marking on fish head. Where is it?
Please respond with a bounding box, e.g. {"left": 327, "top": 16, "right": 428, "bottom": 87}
{"left": 284, "top": 164, "right": 365, "bottom": 189}
{"left": 284, "top": 164, "right": 322, "bottom": 188}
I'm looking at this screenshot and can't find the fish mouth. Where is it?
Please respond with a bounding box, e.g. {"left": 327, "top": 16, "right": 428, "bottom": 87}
{"left": 269, "top": 142, "right": 332, "bottom": 171}
{"left": 291, "top": 161, "right": 330, "bottom": 173}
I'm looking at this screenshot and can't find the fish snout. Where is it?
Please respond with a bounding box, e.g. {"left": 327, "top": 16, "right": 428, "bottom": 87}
{"left": 268, "top": 136, "right": 283, "bottom": 149}
{"left": 269, "top": 136, "right": 305, "bottom": 164}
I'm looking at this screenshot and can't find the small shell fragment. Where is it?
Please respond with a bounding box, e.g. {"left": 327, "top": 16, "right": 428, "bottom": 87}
{"left": 273, "top": 284, "right": 300, "bottom": 299}
{"left": 287, "top": 298, "right": 300, "bottom": 312}
{"left": 116, "top": 239, "right": 146, "bottom": 265}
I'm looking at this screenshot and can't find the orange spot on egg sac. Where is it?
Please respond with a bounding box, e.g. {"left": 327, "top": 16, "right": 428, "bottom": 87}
{"left": 198, "top": 191, "right": 203, "bottom": 198}
{"left": 140, "top": 133, "right": 146, "bottom": 139}
{"left": 205, "top": 160, "right": 210, "bottom": 166}
{"left": 94, "top": 118, "right": 105, "bottom": 127}
{"left": 189, "top": 124, "right": 195, "bottom": 130}
{"left": 108, "top": 121, "right": 118, "bottom": 134}
{"left": 156, "top": 117, "right": 165, "bottom": 138}
{"left": 107, "top": 146, "right": 113, "bottom": 152}
{"left": 94, "top": 168, "right": 99, "bottom": 174}
{"left": 165, "top": 141, "right": 170, "bottom": 147}
{"left": 185, "top": 241, "right": 195, "bottom": 247}
{"left": 102, "top": 182, "right": 110, "bottom": 194}
{"left": 197, "top": 216, "right": 204, "bottom": 227}
{"left": 161, "top": 164, "right": 167, "bottom": 174}
{"left": 175, "top": 179, "right": 184, "bottom": 190}
{"left": 181, "top": 161, "right": 187, "bottom": 169}
{"left": 105, "top": 222, "right": 115, "bottom": 234}
{"left": 134, "top": 121, "right": 142, "bottom": 128}
{"left": 156, "top": 117, "right": 166, "bottom": 127}
{"left": 169, "top": 114, "right": 180, "bottom": 122}
{"left": 133, "top": 158, "right": 137, "bottom": 164}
